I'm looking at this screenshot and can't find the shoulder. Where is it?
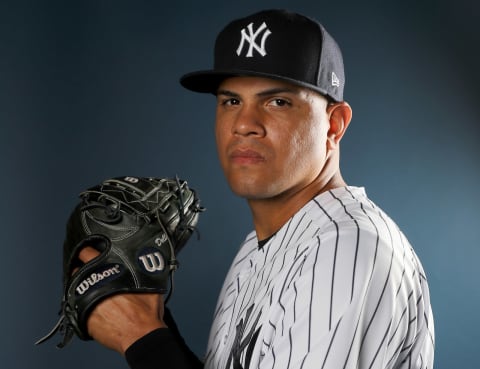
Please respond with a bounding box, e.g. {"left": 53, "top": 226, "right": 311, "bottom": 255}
{"left": 307, "top": 186, "right": 405, "bottom": 253}
{"left": 299, "top": 186, "right": 420, "bottom": 294}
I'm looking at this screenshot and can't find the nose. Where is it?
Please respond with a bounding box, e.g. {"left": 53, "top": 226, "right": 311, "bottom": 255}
{"left": 232, "top": 104, "right": 266, "bottom": 137}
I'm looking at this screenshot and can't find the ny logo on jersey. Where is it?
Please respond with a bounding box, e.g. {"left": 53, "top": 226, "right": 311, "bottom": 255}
{"left": 236, "top": 22, "right": 272, "bottom": 57}
{"left": 225, "top": 304, "right": 262, "bottom": 369}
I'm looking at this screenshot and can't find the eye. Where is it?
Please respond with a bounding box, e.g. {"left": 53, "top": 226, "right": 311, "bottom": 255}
{"left": 267, "top": 98, "right": 291, "bottom": 107}
{"left": 219, "top": 97, "right": 241, "bottom": 106}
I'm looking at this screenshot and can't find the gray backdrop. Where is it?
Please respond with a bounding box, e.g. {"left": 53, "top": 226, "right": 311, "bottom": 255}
{"left": 1, "top": 1, "right": 479, "bottom": 368}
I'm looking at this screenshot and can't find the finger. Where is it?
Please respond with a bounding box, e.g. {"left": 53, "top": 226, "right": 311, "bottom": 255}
{"left": 72, "top": 246, "right": 102, "bottom": 275}
{"left": 78, "top": 246, "right": 101, "bottom": 263}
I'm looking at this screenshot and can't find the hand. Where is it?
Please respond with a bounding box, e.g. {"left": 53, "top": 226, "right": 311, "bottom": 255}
{"left": 77, "top": 247, "right": 168, "bottom": 355}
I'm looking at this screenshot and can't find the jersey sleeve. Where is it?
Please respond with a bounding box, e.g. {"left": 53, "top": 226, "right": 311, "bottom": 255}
{"left": 255, "top": 218, "right": 434, "bottom": 369}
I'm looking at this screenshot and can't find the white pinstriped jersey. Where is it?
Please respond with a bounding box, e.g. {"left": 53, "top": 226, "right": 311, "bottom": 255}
{"left": 204, "top": 186, "right": 434, "bottom": 369}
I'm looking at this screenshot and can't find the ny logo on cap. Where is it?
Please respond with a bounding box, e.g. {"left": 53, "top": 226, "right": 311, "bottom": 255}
{"left": 236, "top": 21, "right": 272, "bottom": 57}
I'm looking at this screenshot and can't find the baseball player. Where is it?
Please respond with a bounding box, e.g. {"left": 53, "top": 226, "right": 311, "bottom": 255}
{"left": 61, "top": 9, "right": 435, "bottom": 369}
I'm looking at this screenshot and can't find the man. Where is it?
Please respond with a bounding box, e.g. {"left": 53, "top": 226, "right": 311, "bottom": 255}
{"left": 78, "top": 9, "right": 435, "bottom": 369}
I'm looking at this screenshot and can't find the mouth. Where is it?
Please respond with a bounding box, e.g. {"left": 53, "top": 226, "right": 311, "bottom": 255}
{"left": 229, "top": 148, "right": 266, "bottom": 165}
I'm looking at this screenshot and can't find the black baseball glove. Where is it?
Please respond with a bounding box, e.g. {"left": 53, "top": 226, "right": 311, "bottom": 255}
{"left": 36, "top": 176, "right": 204, "bottom": 348}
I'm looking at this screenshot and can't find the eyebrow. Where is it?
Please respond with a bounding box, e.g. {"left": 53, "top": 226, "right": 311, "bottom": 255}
{"left": 216, "top": 87, "right": 301, "bottom": 98}
{"left": 216, "top": 89, "right": 239, "bottom": 98}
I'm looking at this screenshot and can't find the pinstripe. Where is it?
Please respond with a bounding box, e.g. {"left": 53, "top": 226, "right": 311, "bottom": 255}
{"left": 299, "top": 234, "right": 322, "bottom": 369}
{"left": 358, "top": 210, "right": 395, "bottom": 359}
{"left": 277, "top": 248, "right": 309, "bottom": 338}
{"left": 287, "top": 326, "right": 293, "bottom": 369}
{"left": 233, "top": 246, "right": 257, "bottom": 268}
{"left": 284, "top": 249, "right": 309, "bottom": 290}
{"left": 385, "top": 306, "right": 409, "bottom": 367}
{"left": 388, "top": 290, "right": 413, "bottom": 346}
{"left": 368, "top": 319, "right": 392, "bottom": 369}
{"left": 424, "top": 311, "right": 434, "bottom": 348}
{"left": 313, "top": 198, "right": 339, "bottom": 330}
{"left": 293, "top": 282, "right": 298, "bottom": 321}
{"left": 370, "top": 234, "right": 414, "bottom": 364}
{"left": 321, "top": 318, "right": 343, "bottom": 369}
{"left": 341, "top": 199, "right": 381, "bottom": 369}
{"left": 329, "top": 190, "right": 361, "bottom": 302}
{"left": 272, "top": 344, "right": 276, "bottom": 368}
{"left": 394, "top": 253, "right": 407, "bottom": 297}
{"left": 307, "top": 234, "right": 323, "bottom": 350}
{"left": 271, "top": 219, "right": 292, "bottom": 261}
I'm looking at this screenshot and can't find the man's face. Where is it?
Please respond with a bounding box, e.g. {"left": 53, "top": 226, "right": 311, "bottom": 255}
{"left": 215, "top": 76, "right": 331, "bottom": 200}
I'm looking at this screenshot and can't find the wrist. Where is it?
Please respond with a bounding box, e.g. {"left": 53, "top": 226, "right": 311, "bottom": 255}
{"left": 119, "top": 321, "right": 168, "bottom": 354}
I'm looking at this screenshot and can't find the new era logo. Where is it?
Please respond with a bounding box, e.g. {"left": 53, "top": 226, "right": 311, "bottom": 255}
{"left": 236, "top": 21, "right": 272, "bottom": 57}
{"left": 331, "top": 72, "right": 340, "bottom": 87}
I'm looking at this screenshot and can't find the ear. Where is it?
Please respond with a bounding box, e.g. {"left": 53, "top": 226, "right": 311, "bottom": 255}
{"left": 326, "top": 101, "right": 352, "bottom": 150}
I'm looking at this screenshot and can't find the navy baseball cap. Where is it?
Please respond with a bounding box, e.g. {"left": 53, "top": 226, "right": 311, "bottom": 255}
{"left": 180, "top": 9, "right": 345, "bottom": 102}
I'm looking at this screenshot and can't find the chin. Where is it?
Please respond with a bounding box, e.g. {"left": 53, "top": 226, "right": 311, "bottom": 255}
{"left": 229, "top": 181, "right": 262, "bottom": 199}
{"left": 229, "top": 181, "right": 280, "bottom": 201}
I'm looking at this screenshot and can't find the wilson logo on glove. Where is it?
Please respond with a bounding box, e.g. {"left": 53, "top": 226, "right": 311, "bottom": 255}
{"left": 138, "top": 251, "right": 165, "bottom": 273}
{"left": 75, "top": 265, "right": 122, "bottom": 295}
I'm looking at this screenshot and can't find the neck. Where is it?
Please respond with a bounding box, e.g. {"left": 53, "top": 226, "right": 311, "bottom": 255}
{"left": 248, "top": 170, "right": 346, "bottom": 241}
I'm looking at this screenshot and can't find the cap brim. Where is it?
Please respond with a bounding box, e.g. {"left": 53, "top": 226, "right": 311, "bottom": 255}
{"left": 180, "top": 70, "right": 231, "bottom": 94}
{"left": 180, "top": 69, "right": 336, "bottom": 100}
